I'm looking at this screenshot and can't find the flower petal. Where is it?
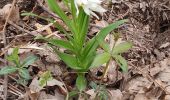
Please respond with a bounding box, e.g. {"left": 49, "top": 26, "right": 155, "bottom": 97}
{"left": 83, "top": 6, "right": 90, "bottom": 15}
{"left": 90, "top": 10, "right": 99, "bottom": 19}
{"left": 89, "top": 4, "right": 106, "bottom": 13}
{"left": 74, "top": 0, "right": 106, "bottom": 18}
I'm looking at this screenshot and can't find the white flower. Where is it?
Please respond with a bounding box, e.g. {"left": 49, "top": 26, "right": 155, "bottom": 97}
{"left": 74, "top": 0, "right": 106, "bottom": 19}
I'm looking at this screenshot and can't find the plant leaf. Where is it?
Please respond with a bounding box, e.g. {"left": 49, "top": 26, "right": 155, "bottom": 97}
{"left": 7, "top": 48, "right": 19, "bottom": 66}
{"left": 83, "top": 19, "right": 127, "bottom": 68}
{"left": 90, "top": 52, "right": 111, "bottom": 68}
{"left": 76, "top": 74, "right": 87, "bottom": 91}
{"left": 99, "top": 40, "right": 110, "bottom": 53}
{"left": 21, "top": 12, "right": 52, "bottom": 22}
{"left": 112, "top": 41, "right": 132, "bottom": 55}
{"left": 70, "top": 0, "right": 77, "bottom": 22}
{"left": 0, "top": 66, "right": 18, "bottom": 75}
{"left": 68, "top": 90, "right": 79, "bottom": 97}
{"left": 113, "top": 55, "right": 128, "bottom": 72}
{"left": 47, "top": 0, "right": 75, "bottom": 34}
{"left": 83, "top": 19, "right": 128, "bottom": 61}
{"left": 54, "top": 49, "right": 81, "bottom": 70}
{"left": 21, "top": 55, "right": 38, "bottom": 68}
{"left": 39, "top": 71, "right": 53, "bottom": 87}
{"left": 19, "top": 68, "right": 30, "bottom": 80}
{"left": 79, "top": 11, "right": 89, "bottom": 47}
{"left": 96, "top": 19, "right": 128, "bottom": 43}
{"left": 48, "top": 39, "right": 74, "bottom": 51}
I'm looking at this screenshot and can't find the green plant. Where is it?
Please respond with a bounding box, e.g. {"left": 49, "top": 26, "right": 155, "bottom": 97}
{"left": 90, "top": 82, "right": 108, "bottom": 100}
{"left": 36, "top": 0, "right": 131, "bottom": 92}
{"left": 0, "top": 47, "right": 37, "bottom": 81}
{"left": 97, "top": 34, "right": 132, "bottom": 79}
{"left": 39, "top": 71, "right": 53, "bottom": 87}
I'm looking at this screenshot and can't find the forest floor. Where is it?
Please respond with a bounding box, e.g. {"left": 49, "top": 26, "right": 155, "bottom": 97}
{"left": 0, "top": 0, "right": 170, "bottom": 100}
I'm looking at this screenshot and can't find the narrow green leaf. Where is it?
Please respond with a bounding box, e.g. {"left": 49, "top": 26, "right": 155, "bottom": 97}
{"left": 76, "top": 74, "right": 87, "bottom": 91}
{"left": 36, "top": 36, "right": 75, "bottom": 52}
{"left": 113, "top": 55, "right": 128, "bottom": 72}
{"left": 112, "top": 41, "right": 132, "bottom": 55}
{"left": 82, "top": 38, "right": 96, "bottom": 59}
{"left": 80, "top": 38, "right": 96, "bottom": 69}
{"left": 99, "top": 41, "right": 110, "bottom": 53}
{"left": 70, "top": 0, "right": 77, "bottom": 22}
{"left": 47, "top": 0, "right": 75, "bottom": 34}
{"left": 21, "top": 55, "right": 38, "bottom": 68}
{"left": 90, "top": 52, "right": 111, "bottom": 68}
{"left": 81, "top": 52, "right": 95, "bottom": 70}
{"left": 21, "top": 12, "right": 40, "bottom": 18}
{"left": 48, "top": 39, "right": 74, "bottom": 51}
{"left": 53, "top": 22, "right": 72, "bottom": 39}
{"left": 79, "top": 14, "right": 89, "bottom": 47}
{"left": 0, "top": 66, "right": 18, "bottom": 75}
{"left": 21, "top": 12, "right": 37, "bottom": 16}
{"left": 54, "top": 50, "right": 81, "bottom": 70}
{"left": 19, "top": 68, "right": 30, "bottom": 80}
{"left": 21, "top": 12, "right": 52, "bottom": 22}
{"left": 77, "top": 8, "right": 85, "bottom": 33}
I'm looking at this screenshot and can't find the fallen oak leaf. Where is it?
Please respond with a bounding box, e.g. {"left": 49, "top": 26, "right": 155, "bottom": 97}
{"left": 0, "top": 4, "right": 20, "bottom": 23}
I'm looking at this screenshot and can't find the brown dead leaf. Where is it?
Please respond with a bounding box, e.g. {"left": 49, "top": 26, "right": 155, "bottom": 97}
{"left": 160, "top": 58, "right": 169, "bottom": 71}
{"left": 29, "top": 77, "right": 66, "bottom": 93}
{"left": 7, "top": 43, "right": 44, "bottom": 55}
{"left": 156, "top": 58, "right": 170, "bottom": 82}
{"left": 38, "top": 91, "right": 64, "bottom": 100}
{"left": 89, "top": 20, "right": 108, "bottom": 35}
{"left": 108, "top": 89, "right": 123, "bottom": 100}
{"left": 0, "top": 3, "right": 20, "bottom": 39}
{"left": 159, "top": 42, "right": 170, "bottom": 49}
{"left": 0, "top": 4, "right": 20, "bottom": 23}
{"left": 125, "top": 76, "right": 153, "bottom": 94}
{"left": 165, "top": 95, "right": 170, "bottom": 100}
{"left": 29, "top": 77, "right": 44, "bottom": 93}
{"left": 150, "top": 63, "right": 161, "bottom": 76}
{"left": 107, "top": 60, "right": 122, "bottom": 84}
{"left": 134, "top": 93, "right": 148, "bottom": 100}
{"left": 86, "top": 89, "right": 96, "bottom": 100}
{"left": 45, "top": 64, "right": 62, "bottom": 76}
{"left": 46, "top": 79, "right": 66, "bottom": 92}
{"left": 35, "top": 44, "right": 60, "bottom": 63}
{"left": 154, "top": 49, "right": 166, "bottom": 60}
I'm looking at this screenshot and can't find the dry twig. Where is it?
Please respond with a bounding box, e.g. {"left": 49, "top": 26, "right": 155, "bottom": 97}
{"left": 1, "top": 0, "right": 17, "bottom": 99}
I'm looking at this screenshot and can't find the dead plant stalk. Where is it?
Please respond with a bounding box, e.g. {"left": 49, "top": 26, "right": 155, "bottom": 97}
{"left": 2, "top": 0, "right": 17, "bottom": 99}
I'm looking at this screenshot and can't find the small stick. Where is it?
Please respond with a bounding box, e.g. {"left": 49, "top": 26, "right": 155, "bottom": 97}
{"left": 8, "top": 21, "right": 38, "bottom": 36}
{"left": 1, "top": 0, "right": 16, "bottom": 99}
